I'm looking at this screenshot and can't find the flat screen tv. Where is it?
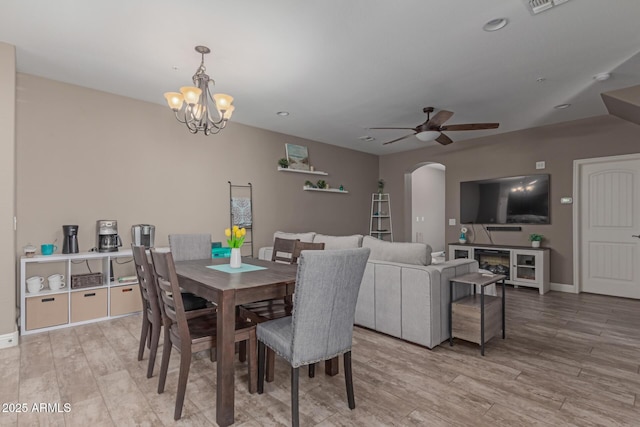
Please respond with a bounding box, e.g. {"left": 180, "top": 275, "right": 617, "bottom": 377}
{"left": 460, "top": 174, "right": 550, "bottom": 224}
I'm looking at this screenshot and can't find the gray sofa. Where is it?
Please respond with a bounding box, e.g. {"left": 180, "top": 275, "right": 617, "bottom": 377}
{"left": 258, "top": 232, "right": 482, "bottom": 349}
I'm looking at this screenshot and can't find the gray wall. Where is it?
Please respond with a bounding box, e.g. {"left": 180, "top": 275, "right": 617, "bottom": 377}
{"left": 380, "top": 114, "right": 640, "bottom": 287}
{"left": 12, "top": 74, "right": 378, "bottom": 332}
{"left": 0, "top": 43, "right": 16, "bottom": 336}
{"left": 411, "top": 164, "right": 445, "bottom": 251}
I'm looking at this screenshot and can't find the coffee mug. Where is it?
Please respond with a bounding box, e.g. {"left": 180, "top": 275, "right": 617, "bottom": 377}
{"left": 27, "top": 276, "right": 44, "bottom": 294}
{"left": 47, "top": 274, "right": 66, "bottom": 291}
{"left": 41, "top": 244, "right": 57, "bottom": 255}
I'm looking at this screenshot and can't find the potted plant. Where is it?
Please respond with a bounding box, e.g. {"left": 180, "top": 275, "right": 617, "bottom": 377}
{"left": 278, "top": 158, "right": 289, "bottom": 169}
{"left": 304, "top": 180, "right": 316, "bottom": 188}
{"left": 529, "top": 233, "right": 543, "bottom": 248}
{"left": 316, "top": 179, "right": 327, "bottom": 189}
{"left": 378, "top": 178, "right": 385, "bottom": 194}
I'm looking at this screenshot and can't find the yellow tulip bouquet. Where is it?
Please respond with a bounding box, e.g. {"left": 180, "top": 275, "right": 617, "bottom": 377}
{"left": 225, "top": 225, "right": 247, "bottom": 249}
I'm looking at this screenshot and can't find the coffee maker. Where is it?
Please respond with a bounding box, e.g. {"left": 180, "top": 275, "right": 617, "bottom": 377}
{"left": 97, "top": 220, "right": 122, "bottom": 252}
{"left": 62, "top": 225, "right": 79, "bottom": 254}
{"left": 131, "top": 224, "right": 155, "bottom": 249}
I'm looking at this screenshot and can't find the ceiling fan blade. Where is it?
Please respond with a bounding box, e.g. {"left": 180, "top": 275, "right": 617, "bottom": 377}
{"left": 427, "top": 110, "right": 454, "bottom": 128}
{"left": 435, "top": 133, "right": 454, "bottom": 145}
{"left": 441, "top": 123, "right": 500, "bottom": 131}
{"left": 382, "top": 133, "right": 415, "bottom": 145}
{"left": 369, "top": 127, "right": 416, "bottom": 130}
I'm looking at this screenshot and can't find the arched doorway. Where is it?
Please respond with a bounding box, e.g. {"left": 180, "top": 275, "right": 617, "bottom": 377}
{"left": 405, "top": 162, "right": 446, "bottom": 251}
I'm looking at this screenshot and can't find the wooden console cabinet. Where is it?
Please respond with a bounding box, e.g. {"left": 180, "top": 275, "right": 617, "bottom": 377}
{"left": 20, "top": 250, "right": 141, "bottom": 335}
{"left": 448, "top": 243, "right": 550, "bottom": 294}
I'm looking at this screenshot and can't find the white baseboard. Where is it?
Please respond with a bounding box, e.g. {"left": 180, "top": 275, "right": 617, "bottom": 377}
{"left": 550, "top": 282, "right": 577, "bottom": 293}
{"left": 0, "top": 331, "right": 19, "bottom": 349}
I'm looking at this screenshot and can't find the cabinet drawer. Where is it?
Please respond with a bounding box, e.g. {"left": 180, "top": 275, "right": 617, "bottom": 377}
{"left": 26, "top": 294, "right": 69, "bottom": 331}
{"left": 71, "top": 288, "right": 108, "bottom": 323}
{"left": 110, "top": 284, "right": 142, "bottom": 316}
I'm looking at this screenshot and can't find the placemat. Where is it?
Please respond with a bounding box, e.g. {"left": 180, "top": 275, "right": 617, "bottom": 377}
{"left": 207, "top": 263, "right": 267, "bottom": 273}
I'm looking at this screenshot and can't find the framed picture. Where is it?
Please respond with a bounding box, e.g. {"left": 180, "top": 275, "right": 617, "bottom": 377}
{"left": 285, "top": 143, "right": 310, "bottom": 170}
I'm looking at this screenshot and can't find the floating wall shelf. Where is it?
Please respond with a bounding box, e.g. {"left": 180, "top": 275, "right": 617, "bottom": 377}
{"left": 303, "top": 187, "right": 349, "bottom": 194}
{"left": 278, "top": 167, "right": 328, "bottom": 176}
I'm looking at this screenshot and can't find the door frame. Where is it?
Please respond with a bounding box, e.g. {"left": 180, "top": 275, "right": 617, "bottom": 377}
{"left": 572, "top": 152, "right": 640, "bottom": 294}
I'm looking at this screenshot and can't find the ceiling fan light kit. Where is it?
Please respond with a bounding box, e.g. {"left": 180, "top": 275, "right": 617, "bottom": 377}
{"left": 415, "top": 131, "right": 440, "bottom": 142}
{"left": 164, "top": 45, "right": 234, "bottom": 135}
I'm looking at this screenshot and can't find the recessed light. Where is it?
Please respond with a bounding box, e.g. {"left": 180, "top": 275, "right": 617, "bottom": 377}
{"left": 276, "top": 111, "right": 290, "bottom": 116}
{"left": 554, "top": 103, "right": 571, "bottom": 110}
{"left": 483, "top": 18, "right": 508, "bottom": 32}
{"left": 594, "top": 73, "right": 611, "bottom": 82}
{"left": 172, "top": 66, "right": 179, "bottom": 71}
{"left": 536, "top": 77, "right": 546, "bottom": 83}
{"left": 358, "top": 136, "right": 376, "bottom": 142}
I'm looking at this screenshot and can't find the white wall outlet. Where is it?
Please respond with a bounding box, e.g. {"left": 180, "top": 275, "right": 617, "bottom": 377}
{"left": 421, "top": 216, "right": 425, "bottom": 222}
{"left": 536, "top": 161, "right": 546, "bottom": 170}
{"left": 560, "top": 197, "right": 573, "bottom": 204}
{"left": 449, "top": 218, "right": 456, "bottom": 226}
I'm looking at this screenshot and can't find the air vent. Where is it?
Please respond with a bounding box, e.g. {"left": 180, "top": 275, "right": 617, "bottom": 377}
{"left": 525, "top": 0, "right": 571, "bottom": 15}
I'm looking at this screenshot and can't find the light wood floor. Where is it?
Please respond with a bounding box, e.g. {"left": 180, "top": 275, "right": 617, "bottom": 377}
{"left": 1, "top": 286, "right": 639, "bottom": 426}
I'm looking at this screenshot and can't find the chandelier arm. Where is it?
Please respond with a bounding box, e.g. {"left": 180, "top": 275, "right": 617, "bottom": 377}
{"left": 172, "top": 110, "right": 190, "bottom": 125}
{"left": 205, "top": 85, "right": 226, "bottom": 125}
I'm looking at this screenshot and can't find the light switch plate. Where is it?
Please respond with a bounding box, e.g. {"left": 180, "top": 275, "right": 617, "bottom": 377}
{"left": 449, "top": 218, "right": 456, "bottom": 226}
{"left": 536, "top": 161, "right": 546, "bottom": 170}
{"left": 561, "top": 197, "right": 573, "bottom": 204}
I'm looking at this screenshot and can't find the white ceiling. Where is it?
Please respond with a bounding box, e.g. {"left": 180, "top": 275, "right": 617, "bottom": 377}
{"left": 1, "top": 0, "right": 640, "bottom": 155}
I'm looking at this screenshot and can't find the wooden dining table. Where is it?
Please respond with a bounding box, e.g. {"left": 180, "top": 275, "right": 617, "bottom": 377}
{"left": 174, "top": 256, "right": 340, "bottom": 426}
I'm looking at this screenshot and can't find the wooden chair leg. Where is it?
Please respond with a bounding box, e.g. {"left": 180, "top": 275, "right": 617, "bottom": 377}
{"left": 257, "top": 341, "right": 265, "bottom": 394}
{"left": 266, "top": 348, "right": 276, "bottom": 382}
{"left": 247, "top": 330, "right": 257, "bottom": 394}
{"left": 147, "top": 322, "right": 152, "bottom": 349}
{"left": 308, "top": 363, "right": 315, "bottom": 378}
{"left": 138, "top": 314, "right": 149, "bottom": 361}
{"left": 344, "top": 351, "right": 355, "bottom": 410}
{"left": 158, "top": 330, "right": 172, "bottom": 394}
{"left": 291, "top": 366, "right": 300, "bottom": 427}
{"left": 146, "top": 321, "right": 162, "bottom": 378}
{"left": 239, "top": 341, "right": 247, "bottom": 363}
{"left": 174, "top": 349, "right": 192, "bottom": 420}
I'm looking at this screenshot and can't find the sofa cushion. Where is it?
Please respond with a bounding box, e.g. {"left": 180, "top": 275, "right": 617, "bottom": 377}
{"left": 362, "top": 236, "right": 431, "bottom": 266}
{"left": 273, "top": 231, "right": 316, "bottom": 243}
{"left": 313, "top": 234, "right": 363, "bottom": 249}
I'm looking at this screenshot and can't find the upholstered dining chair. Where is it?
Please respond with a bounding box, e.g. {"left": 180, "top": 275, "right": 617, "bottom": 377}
{"left": 168, "top": 233, "right": 212, "bottom": 261}
{"left": 131, "top": 245, "right": 213, "bottom": 379}
{"left": 150, "top": 249, "right": 258, "bottom": 420}
{"left": 257, "top": 247, "right": 370, "bottom": 427}
{"left": 239, "top": 239, "right": 325, "bottom": 381}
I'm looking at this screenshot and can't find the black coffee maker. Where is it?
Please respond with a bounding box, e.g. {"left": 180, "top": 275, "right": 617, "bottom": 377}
{"left": 62, "top": 225, "right": 79, "bottom": 254}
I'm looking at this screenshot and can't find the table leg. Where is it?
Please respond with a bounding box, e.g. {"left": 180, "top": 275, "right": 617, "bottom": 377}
{"left": 480, "top": 287, "right": 485, "bottom": 356}
{"left": 216, "top": 290, "right": 236, "bottom": 427}
{"left": 502, "top": 279, "right": 506, "bottom": 339}
{"left": 449, "top": 280, "right": 453, "bottom": 346}
{"left": 325, "top": 356, "right": 339, "bottom": 376}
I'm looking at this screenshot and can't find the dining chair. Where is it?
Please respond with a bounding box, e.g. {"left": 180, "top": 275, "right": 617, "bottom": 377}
{"left": 168, "top": 233, "right": 212, "bottom": 261}
{"left": 132, "top": 245, "right": 214, "bottom": 378}
{"left": 150, "top": 248, "right": 258, "bottom": 420}
{"left": 271, "top": 236, "right": 299, "bottom": 263}
{"left": 239, "top": 240, "right": 325, "bottom": 381}
{"left": 257, "top": 247, "right": 371, "bottom": 427}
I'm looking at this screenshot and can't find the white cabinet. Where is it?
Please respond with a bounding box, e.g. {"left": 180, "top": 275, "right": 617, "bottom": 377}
{"left": 20, "top": 250, "right": 140, "bottom": 335}
{"left": 448, "top": 244, "right": 550, "bottom": 295}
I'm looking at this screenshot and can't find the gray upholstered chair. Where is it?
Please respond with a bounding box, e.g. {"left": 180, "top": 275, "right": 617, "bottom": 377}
{"left": 256, "top": 247, "right": 371, "bottom": 427}
{"left": 168, "top": 233, "right": 212, "bottom": 261}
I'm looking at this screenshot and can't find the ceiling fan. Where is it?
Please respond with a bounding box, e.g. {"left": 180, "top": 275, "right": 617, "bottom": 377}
{"left": 370, "top": 107, "right": 499, "bottom": 146}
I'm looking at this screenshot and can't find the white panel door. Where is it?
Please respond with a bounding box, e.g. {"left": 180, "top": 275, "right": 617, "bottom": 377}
{"left": 580, "top": 158, "right": 640, "bottom": 298}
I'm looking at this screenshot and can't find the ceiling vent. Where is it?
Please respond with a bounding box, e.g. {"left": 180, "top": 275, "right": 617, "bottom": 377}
{"left": 525, "top": 0, "right": 571, "bottom": 15}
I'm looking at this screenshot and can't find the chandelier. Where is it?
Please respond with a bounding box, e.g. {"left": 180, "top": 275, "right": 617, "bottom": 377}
{"left": 164, "top": 46, "right": 234, "bottom": 135}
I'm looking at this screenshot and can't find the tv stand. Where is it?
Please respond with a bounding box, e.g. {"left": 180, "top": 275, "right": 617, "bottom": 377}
{"left": 448, "top": 243, "right": 550, "bottom": 295}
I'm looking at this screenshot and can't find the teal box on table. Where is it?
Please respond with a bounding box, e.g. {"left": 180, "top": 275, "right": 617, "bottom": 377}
{"left": 212, "top": 242, "right": 231, "bottom": 258}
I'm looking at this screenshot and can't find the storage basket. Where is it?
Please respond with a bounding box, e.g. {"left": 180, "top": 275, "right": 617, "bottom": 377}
{"left": 71, "top": 272, "right": 103, "bottom": 289}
